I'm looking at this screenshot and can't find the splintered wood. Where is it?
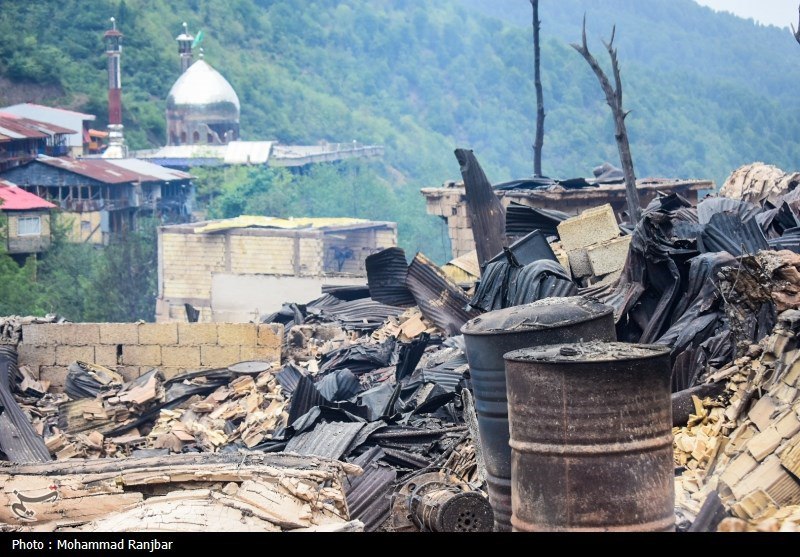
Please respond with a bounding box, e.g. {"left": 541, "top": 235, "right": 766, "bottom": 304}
{"left": 0, "top": 453, "right": 357, "bottom": 532}
{"left": 674, "top": 310, "right": 800, "bottom": 529}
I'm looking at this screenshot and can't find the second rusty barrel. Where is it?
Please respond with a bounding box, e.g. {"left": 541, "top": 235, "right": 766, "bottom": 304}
{"left": 504, "top": 342, "right": 675, "bottom": 532}
{"left": 461, "top": 297, "right": 616, "bottom": 531}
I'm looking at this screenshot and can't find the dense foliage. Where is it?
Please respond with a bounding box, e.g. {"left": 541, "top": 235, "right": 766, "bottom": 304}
{"left": 0, "top": 0, "right": 798, "bottom": 320}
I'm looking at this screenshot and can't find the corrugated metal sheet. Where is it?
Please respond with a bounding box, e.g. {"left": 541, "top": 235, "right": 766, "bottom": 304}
{"left": 0, "top": 183, "right": 56, "bottom": 210}
{"left": 456, "top": 149, "right": 506, "bottom": 268}
{"left": 310, "top": 298, "right": 405, "bottom": 332}
{"left": 285, "top": 421, "right": 366, "bottom": 460}
{"left": 505, "top": 202, "right": 569, "bottom": 237}
{"left": 287, "top": 375, "right": 326, "bottom": 426}
{"left": 345, "top": 447, "right": 396, "bottom": 532}
{"left": 406, "top": 253, "right": 480, "bottom": 336}
{"left": 366, "top": 248, "right": 416, "bottom": 307}
{"left": 699, "top": 212, "right": 769, "bottom": 256}
{"left": 35, "top": 156, "right": 190, "bottom": 185}
{"left": 0, "top": 116, "right": 48, "bottom": 140}
{"left": 223, "top": 141, "right": 273, "bottom": 164}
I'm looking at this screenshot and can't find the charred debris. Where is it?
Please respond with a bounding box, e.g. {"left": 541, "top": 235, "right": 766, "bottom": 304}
{"left": 3, "top": 157, "right": 800, "bottom": 532}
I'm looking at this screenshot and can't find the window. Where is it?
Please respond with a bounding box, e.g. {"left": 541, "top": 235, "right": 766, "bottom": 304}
{"left": 17, "top": 216, "right": 41, "bottom": 236}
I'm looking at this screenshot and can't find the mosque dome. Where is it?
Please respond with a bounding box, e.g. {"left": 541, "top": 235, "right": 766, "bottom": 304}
{"left": 166, "top": 59, "right": 240, "bottom": 146}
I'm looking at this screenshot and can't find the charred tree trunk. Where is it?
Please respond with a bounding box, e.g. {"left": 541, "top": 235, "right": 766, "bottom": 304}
{"left": 571, "top": 17, "right": 641, "bottom": 224}
{"left": 531, "top": 0, "right": 545, "bottom": 177}
{"left": 793, "top": 4, "right": 800, "bottom": 45}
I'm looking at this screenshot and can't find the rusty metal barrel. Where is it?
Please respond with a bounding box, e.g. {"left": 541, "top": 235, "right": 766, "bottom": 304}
{"left": 504, "top": 342, "right": 675, "bottom": 532}
{"left": 461, "top": 297, "right": 616, "bottom": 531}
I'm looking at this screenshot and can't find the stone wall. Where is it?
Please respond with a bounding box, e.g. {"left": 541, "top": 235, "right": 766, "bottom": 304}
{"left": 18, "top": 322, "right": 283, "bottom": 392}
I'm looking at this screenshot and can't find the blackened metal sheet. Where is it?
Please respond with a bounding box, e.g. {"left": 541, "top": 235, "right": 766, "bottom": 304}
{"left": 395, "top": 335, "right": 430, "bottom": 381}
{"left": 0, "top": 346, "right": 50, "bottom": 463}
{"left": 309, "top": 298, "right": 405, "bottom": 331}
{"left": 487, "top": 231, "right": 556, "bottom": 267}
{"left": 494, "top": 176, "right": 557, "bottom": 191}
{"left": 696, "top": 197, "right": 762, "bottom": 225}
{"left": 366, "top": 248, "right": 416, "bottom": 307}
{"left": 316, "top": 369, "right": 362, "bottom": 402}
{"left": 470, "top": 259, "right": 577, "bottom": 312}
{"left": 321, "top": 284, "right": 371, "bottom": 301}
{"left": 455, "top": 149, "right": 506, "bottom": 269}
{"left": 770, "top": 227, "right": 800, "bottom": 253}
{"left": 319, "top": 338, "right": 397, "bottom": 375}
{"left": 406, "top": 253, "right": 480, "bottom": 336}
{"left": 284, "top": 421, "right": 366, "bottom": 460}
{"left": 688, "top": 491, "right": 728, "bottom": 532}
{"left": 345, "top": 454, "right": 397, "bottom": 532}
{"left": 699, "top": 212, "right": 769, "bottom": 256}
{"left": 420, "top": 366, "right": 468, "bottom": 392}
{"left": 275, "top": 363, "right": 304, "bottom": 396}
{"left": 505, "top": 202, "right": 569, "bottom": 237}
{"left": 287, "top": 375, "right": 326, "bottom": 425}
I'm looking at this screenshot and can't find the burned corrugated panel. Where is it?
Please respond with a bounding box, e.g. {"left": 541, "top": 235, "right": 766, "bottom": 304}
{"left": 315, "top": 369, "right": 362, "bottom": 401}
{"left": 395, "top": 335, "right": 430, "bottom": 381}
{"left": 699, "top": 212, "right": 769, "bottom": 256}
{"left": 366, "top": 248, "right": 416, "bottom": 307}
{"left": 505, "top": 202, "right": 569, "bottom": 238}
{"left": 455, "top": 149, "right": 506, "bottom": 269}
{"left": 308, "top": 298, "right": 405, "bottom": 331}
{"left": 421, "top": 365, "right": 469, "bottom": 393}
{"left": 770, "top": 227, "right": 800, "bottom": 253}
{"left": 0, "top": 346, "right": 51, "bottom": 463}
{"left": 287, "top": 375, "right": 326, "bottom": 426}
{"left": 406, "top": 253, "right": 480, "bottom": 336}
{"left": 275, "top": 363, "right": 304, "bottom": 396}
{"left": 696, "top": 197, "right": 762, "bottom": 225}
{"left": 321, "top": 284, "right": 371, "bottom": 301}
{"left": 688, "top": 491, "right": 728, "bottom": 532}
{"left": 284, "top": 421, "right": 365, "bottom": 460}
{"left": 345, "top": 447, "right": 397, "bottom": 532}
{"left": 319, "top": 338, "right": 397, "bottom": 375}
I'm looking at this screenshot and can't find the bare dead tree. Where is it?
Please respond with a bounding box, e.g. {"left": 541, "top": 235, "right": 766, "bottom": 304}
{"left": 531, "top": 0, "right": 545, "bottom": 177}
{"left": 792, "top": 4, "right": 800, "bottom": 46}
{"left": 571, "top": 17, "right": 641, "bottom": 223}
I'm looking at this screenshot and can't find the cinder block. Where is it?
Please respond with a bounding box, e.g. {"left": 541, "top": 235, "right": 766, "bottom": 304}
{"left": 17, "top": 344, "right": 56, "bottom": 367}
{"left": 40, "top": 366, "right": 67, "bottom": 393}
{"left": 162, "top": 346, "right": 201, "bottom": 368}
{"left": 587, "top": 236, "right": 632, "bottom": 277}
{"left": 98, "top": 323, "right": 139, "bottom": 345}
{"left": 240, "top": 345, "right": 280, "bottom": 363}
{"left": 139, "top": 323, "right": 178, "bottom": 345}
{"left": 257, "top": 324, "right": 283, "bottom": 350}
{"left": 201, "top": 345, "right": 241, "bottom": 368}
{"left": 58, "top": 324, "right": 101, "bottom": 346}
{"left": 118, "top": 366, "right": 141, "bottom": 383}
{"left": 567, "top": 249, "right": 593, "bottom": 279}
{"left": 55, "top": 345, "right": 95, "bottom": 366}
{"left": 217, "top": 324, "right": 257, "bottom": 346}
{"left": 121, "top": 345, "right": 162, "bottom": 366}
{"left": 177, "top": 323, "right": 217, "bottom": 345}
{"left": 557, "top": 204, "right": 619, "bottom": 252}
{"left": 94, "top": 345, "right": 119, "bottom": 368}
{"left": 160, "top": 367, "right": 190, "bottom": 380}
{"left": 21, "top": 324, "right": 59, "bottom": 346}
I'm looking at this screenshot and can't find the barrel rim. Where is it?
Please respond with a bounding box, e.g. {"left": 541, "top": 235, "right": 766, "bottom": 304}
{"left": 460, "top": 307, "right": 614, "bottom": 337}
{"left": 503, "top": 342, "right": 671, "bottom": 364}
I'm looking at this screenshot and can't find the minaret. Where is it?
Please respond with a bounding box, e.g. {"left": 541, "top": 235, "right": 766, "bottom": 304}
{"left": 176, "top": 22, "right": 195, "bottom": 74}
{"left": 103, "top": 17, "right": 127, "bottom": 159}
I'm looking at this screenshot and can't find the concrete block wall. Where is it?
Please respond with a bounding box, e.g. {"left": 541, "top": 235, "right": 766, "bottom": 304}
{"left": 18, "top": 322, "right": 284, "bottom": 393}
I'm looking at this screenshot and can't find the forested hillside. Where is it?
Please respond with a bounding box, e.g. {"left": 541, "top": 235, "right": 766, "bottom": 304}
{"left": 1, "top": 0, "right": 799, "bottom": 270}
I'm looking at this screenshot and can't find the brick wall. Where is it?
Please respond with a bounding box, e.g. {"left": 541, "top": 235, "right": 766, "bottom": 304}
{"left": 18, "top": 322, "right": 284, "bottom": 392}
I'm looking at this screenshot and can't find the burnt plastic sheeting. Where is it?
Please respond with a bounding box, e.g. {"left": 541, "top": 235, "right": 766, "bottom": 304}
{"left": 455, "top": 149, "right": 506, "bottom": 268}
{"left": 699, "top": 212, "right": 769, "bottom": 256}
{"left": 366, "top": 248, "right": 416, "bottom": 307}
{"left": 275, "top": 363, "right": 304, "bottom": 396}
{"left": 287, "top": 375, "right": 326, "bottom": 426}
{"left": 406, "top": 253, "right": 480, "bottom": 336}
{"left": 285, "top": 421, "right": 366, "bottom": 460}
{"left": 0, "top": 347, "right": 50, "bottom": 463}
{"left": 321, "top": 284, "right": 371, "bottom": 301}
{"left": 505, "top": 202, "right": 569, "bottom": 237}
{"left": 487, "top": 230, "right": 556, "bottom": 267}
{"left": 470, "top": 258, "right": 577, "bottom": 313}
{"left": 395, "top": 334, "right": 431, "bottom": 382}
{"left": 346, "top": 447, "right": 398, "bottom": 532}
{"left": 316, "top": 369, "right": 362, "bottom": 402}
{"left": 696, "top": 197, "right": 762, "bottom": 225}
{"left": 319, "top": 338, "right": 397, "bottom": 375}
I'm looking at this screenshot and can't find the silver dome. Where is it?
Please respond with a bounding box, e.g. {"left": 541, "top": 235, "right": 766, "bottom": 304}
{"left": 166, "top": 60, "right": 240, "bottom": 124}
